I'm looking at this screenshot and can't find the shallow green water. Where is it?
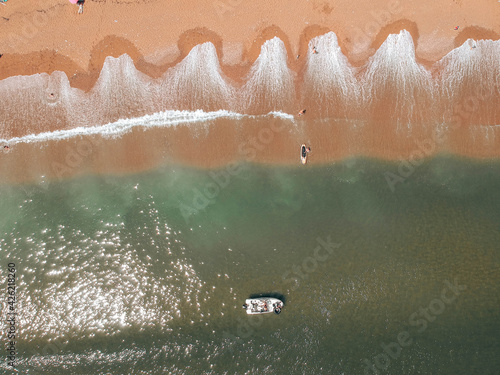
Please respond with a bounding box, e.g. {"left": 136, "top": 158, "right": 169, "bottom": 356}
{"left": 1, "top": 155, "right": 499, "bottom": 374}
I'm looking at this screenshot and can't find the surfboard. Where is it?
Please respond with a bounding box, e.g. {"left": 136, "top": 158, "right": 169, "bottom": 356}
{"left": 301, "top": 144, "right": 307, "bottom": 165}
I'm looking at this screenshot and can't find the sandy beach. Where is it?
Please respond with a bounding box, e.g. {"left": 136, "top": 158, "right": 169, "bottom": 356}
{"left": 0, "top": 0, "right": 499, "bottom": 183}
{"left": 1, "top": 0, "right": 499, "bottom": 81}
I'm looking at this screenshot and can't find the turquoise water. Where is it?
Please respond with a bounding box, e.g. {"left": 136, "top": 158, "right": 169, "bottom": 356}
{"left": 1, "top": 156, "right": 499, "bottom": 374}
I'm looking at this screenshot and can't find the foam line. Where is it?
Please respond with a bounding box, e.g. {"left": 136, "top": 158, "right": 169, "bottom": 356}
{"left": 0, "top": 110, "right": 295, "bottom": 146}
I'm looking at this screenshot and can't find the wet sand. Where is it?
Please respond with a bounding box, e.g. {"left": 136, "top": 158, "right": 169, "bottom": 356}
{"left": 1, "top": 115, "right": 500, "bottom": 186}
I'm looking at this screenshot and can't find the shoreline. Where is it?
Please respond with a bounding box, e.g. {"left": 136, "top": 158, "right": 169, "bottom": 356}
{"left": 1, "top": 115, "right": 500, "bottom": 186}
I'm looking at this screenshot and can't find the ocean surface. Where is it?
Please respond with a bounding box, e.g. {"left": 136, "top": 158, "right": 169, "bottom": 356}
{"left": 1, "top": 155, "right": 499, "bottom": 374}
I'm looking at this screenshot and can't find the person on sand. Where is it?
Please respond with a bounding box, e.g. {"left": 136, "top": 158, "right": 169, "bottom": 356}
{"left": 454, "top": 26, "right": 459, "bottom": 30}
{"left": 3, "top": 145, "right": 10, "bottom": 151}
{"left": 298, "top": 109, "right": 306, "bottom": 116}
{"left": 77, "top": 0, "right": 84, "bottom": 14}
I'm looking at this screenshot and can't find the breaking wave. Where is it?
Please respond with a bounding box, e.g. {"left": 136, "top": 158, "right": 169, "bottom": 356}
{"left": 0, "top": 110, "right": 295, "bottom": 146}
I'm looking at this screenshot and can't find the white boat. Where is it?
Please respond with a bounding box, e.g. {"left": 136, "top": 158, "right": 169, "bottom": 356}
{"left": 242, "top": 297, "right": 283, "bottom": 315}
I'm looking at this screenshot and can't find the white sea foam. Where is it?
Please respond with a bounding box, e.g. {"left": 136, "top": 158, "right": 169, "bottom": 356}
{"left": 469, "top": 124, "right": 500, "bottom": 146}
{"left": 0, "top": 71, "right": 82, "bottom": 135}
{"left": 303, "top": 32, "right": 360, "bottom": 116}
{"left": 241, "top": 37, "right": 295, "bottom": 112}
{"left": 361, "top": 30, "right": 435, "bottom": 129}
{"left": 157, "top": 42, "right": 235, "bottom": 111}
{"left": 0, "top": 110, "right": 295, "bottom": 146}
{"left": 438, "top": 39, "right": 500, "bottom": 96}
{"left": 437, "top": 39, "right": 500, "bottom": 125}
{"left": 88, "top": 55, "right": 157, "bottom": 122}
